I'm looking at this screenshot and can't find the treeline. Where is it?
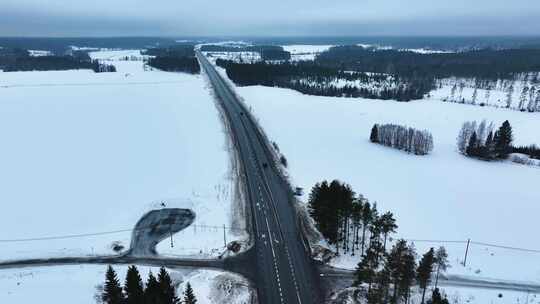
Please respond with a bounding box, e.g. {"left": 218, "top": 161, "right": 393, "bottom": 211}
{"left": 513, "top": 145, "right": 540, "bottom": 160}
{"left": 443, "top": 76, "right": 540, "bottom": 112}
{"left": 317, "top": 45, "right": 540, "bottom": 80}
{"left": 370, "top": 124, "right": 434, "bottom": 155}
{"left": 307, "top": 180, "right": 450, "bottom": 304}
{"left": 144, "top": 46, "right": 200, "bottom": 74}
{"left": 457, "top": 120, "right": 513, "bottom": 159}
{"left": 216, "top": 59, "right": 430, "bottom": 101}
{"left": 1, "top": 55, "right": 116, "bottom": 73}
{"left": 0, "top": 47, "right": 116, "bottom": 73}
{"left": 201, "top": 45, "right": 291, "bottom": 60}
{"left": 143, "top": 45, "right": 195, "bottom": 58}
{"left": 147, "top": 56, "right": 200, "bottom": 74}
{"left": 100, "top": 265, "right": 197, "bottom": 304}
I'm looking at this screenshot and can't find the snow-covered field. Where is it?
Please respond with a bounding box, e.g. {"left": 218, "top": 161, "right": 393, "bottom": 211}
{"left": 233, "top": 84, "right": 540, "bottom": 284}
{"left": 0, "top": 265, "right": 251, "bottom": 304}
{"left": 0, "top": 50, "right": 245, "bottom": 261}
{"left": 203, "top": 51, "right": 261, "bottom": 63}
{"left": 282, "top": 45, "right": 334, "bottom": 61}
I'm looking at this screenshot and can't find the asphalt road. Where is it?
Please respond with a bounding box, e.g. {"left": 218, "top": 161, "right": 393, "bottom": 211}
{"left": 197, "top": 51, "right": 322, "bottom": 304}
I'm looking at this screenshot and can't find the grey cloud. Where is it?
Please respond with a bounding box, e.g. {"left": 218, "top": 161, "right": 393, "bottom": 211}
{"left": 0, "top": 0, "right": 538, "bottom": 36}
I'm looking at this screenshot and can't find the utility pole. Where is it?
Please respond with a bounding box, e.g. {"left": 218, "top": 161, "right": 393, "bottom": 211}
{"left": 223, "top": 224, "right": 227, "bottom": 247}
{"left": 463, "top": 239, "right": 471, "bottom": 266}
{"left": 170, "top": 226, "right": 174, "bottom": 248}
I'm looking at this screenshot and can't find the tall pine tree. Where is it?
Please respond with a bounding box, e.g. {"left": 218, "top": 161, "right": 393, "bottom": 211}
{"left": 124, "top": 265, "right": 145, "bottom": 304}
{"left": 182, "top": 282, "right": 197, "bottom": 304}
{"left": 145, "top": 271, "right": 161, "bottom": 304}
{"left": 102, "top": 265, "right": 124, "bottom": 304}
{"left": 495, "top": 120, "right": 513, "bottom": 158}
{"left": 370, "top": 124, "right": 379, "bottom": 143}
{"left": 417, "top": 248, "right": 436, "bottom": 304}
{"left": 158, "top": 267, "right": 178, "bottom": 304}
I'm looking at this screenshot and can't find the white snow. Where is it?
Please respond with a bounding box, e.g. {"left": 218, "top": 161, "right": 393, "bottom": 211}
{"left": 203, "top": 51, "right": 261, "bottom": 63}
{"left": 232, "top": 84, "right": 540, "bottom": 283}
{"left": 0, "top": 50, "right": 245, "bottom": 261}
{"left": 28, "top": 50, "right": 52, "bottom": 57}
{"left": 0, "top": 265, "right": 251, "bottom": 304}
{"left": 282, "top": 45, "right": 334, "bottom": 61}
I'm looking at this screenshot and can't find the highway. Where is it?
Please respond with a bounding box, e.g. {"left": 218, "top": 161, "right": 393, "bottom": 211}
{"left": 197, "top": 51, "right": 321, "bottom": 304}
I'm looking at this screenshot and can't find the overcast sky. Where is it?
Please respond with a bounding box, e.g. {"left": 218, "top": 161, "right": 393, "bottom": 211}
{"left": 1, "top": 0, "right": 539, "bottom": 36}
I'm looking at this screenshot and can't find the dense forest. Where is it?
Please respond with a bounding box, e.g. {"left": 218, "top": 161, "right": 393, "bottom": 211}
{"left": 144, "top": 45, "right": 200, "bottom": 74}
{"left": 317, "top": 46, "right": 540, "bottom": 80}
{"left": 308, "top": 180, "right": 451, "bottom": 304}
{"left": 147, "top": 56, "right": 200, "bottom": 74}
{"left": 0, "top": 48, "right": 116, "bottom": 72}
{"left": 216, "top": 59, "right": 432, "bottom": 101}
{"left": 143, "top": 45, "right": 195, "bottom": 57}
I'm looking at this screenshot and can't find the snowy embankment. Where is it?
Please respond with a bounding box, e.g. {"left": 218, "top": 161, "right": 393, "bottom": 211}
{"left": 0, "top": 50, "right": 246, "bottom": 261}
{"left": 232, "top": 84, "right": 540, "bottom": 287}
{"left": 0, "top": 265, "right": 251, "bottom": 304}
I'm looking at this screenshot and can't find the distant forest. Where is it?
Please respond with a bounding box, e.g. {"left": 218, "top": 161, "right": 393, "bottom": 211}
{"left": 145, "top": 45, "right": 200, "bottom": 74}
{"left": 215, "top": 45, "right": 540, "bottom": 101}
{"left": 0, "top": 48, "right": 116, "bottom": 72}
{"left": 317, "top": 46, "right": 540, "bottom": 80}
{"left": 201, "top": 44, "right": 292, "bottom": 61}
{"left": 143, "top": 45, "right": 195, "bottom": 58}
{"left": 216, "top": 59, "right": 433, "bottom": 101}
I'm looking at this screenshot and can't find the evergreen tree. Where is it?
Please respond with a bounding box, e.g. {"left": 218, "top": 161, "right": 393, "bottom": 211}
{"left": 379, "top": 212, "right": 397, "bottom": 251}
{"left": 417, "top": 248, "right": 436, "bottom": 304}
{"left": 399, "top": 245, "right": 417, "bottom": 304}
{"left": 102, "top": 265, "right": 124, "bottom": 304}
{"left": 466, "top": 131, "right": 478, "bottom": 156}
{"left": 434, "top": 247, "right": 450, "bottom": 289}
{"left": 360, "top": 201, "right": 373, "bottom": 256}
{"left": 354, "top": 242, "right": 381, "bottom": 289}
{"left": 428, "top": 288, "right": 450, "bottom": 304}
{"left": 485, "top": 131, "right": 494, "bottom": 158}
{"left": 145, "top": 271, "right": 161, "bottom": 304}
{"left": 182, "top": 282, "right": 197, "bottom": 304}
{"left": 158, "top": 267, "right": 178, "bottom": 304}
{"left": 386, "top": 240, "right": 415, "bottom": 304}
{"left": 125, "top": 265, "right": 145, "bottom": 304}
{"left": 370, "top": 124, "right": 379, "bottom": 143}
{"left": 495, "top": 120, "right": 513, "bottom": 158}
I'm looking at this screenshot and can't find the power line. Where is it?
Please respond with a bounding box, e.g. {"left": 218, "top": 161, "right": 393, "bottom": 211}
{"left": 3, "top": 224, "right": 540, "bottom": 255}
